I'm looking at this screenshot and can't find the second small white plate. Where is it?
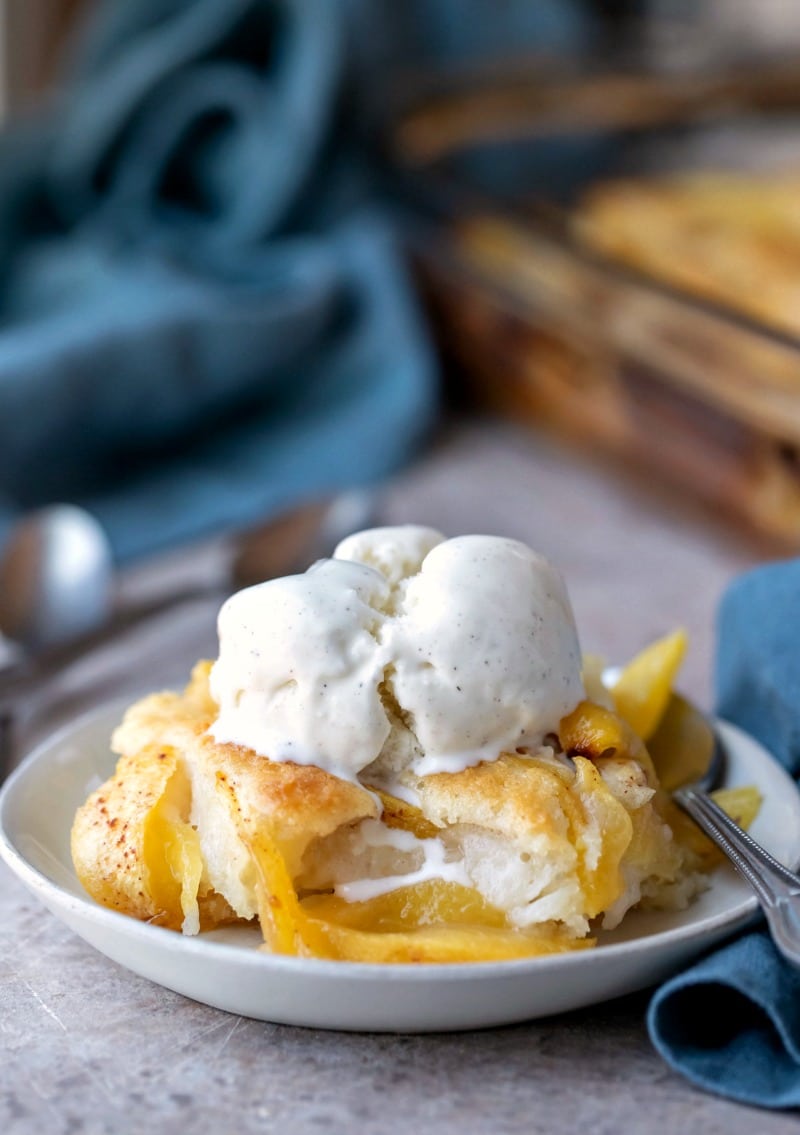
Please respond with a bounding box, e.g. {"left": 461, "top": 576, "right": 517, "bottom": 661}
{"left": 1, "top": 705, "right": 799, "bottom": 1032}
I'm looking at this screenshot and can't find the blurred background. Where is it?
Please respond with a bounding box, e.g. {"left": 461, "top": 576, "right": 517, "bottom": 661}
{"left": 3, "top": 0, "right": 800, "bottom": 699}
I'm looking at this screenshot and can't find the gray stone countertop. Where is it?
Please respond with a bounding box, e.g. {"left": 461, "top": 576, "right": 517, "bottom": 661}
{"left": 1, "top": 419, "right": 796, "bottom": 1134}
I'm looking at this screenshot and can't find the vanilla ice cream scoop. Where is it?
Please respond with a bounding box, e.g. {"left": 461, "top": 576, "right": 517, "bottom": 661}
{"left": 384, "top": 535, "right": 584, "bottom": 774}
{"left": 334, "top": 525, "right": 444, "bottom": 589}
{"left": 209, "top": 526, "right": 584, "bottom": 782}
{"left": 209, "top": 558, "right": 392, "bottom": 779}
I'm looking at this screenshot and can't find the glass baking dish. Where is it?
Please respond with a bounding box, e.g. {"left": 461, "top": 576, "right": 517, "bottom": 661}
{"left": 387, "top": 60, "right": 800, "bottom": 543}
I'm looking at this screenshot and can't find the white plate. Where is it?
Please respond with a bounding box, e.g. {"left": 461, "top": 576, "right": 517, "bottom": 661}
{"left": 2, "top": 705, "right": 799, "bottom": 1033}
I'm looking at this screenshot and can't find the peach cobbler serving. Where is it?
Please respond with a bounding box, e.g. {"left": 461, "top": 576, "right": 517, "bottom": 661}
{"left": 71, "top": 527, "right": 727, "bottom": 964}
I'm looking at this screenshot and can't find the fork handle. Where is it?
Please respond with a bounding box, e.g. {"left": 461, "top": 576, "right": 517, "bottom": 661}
{"left": 675, "top": 786, "right": 800, "bottom": 969}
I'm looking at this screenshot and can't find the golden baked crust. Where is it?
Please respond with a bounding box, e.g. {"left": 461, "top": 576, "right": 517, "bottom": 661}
{"left": 71, "top": 652, "right": 710, "bottom": 961}
{"left": 418, "top": 753, "right": 637, "bottom": 924}
{"left": 575, "top": 170, "right": 800, "bottom": 338}
{"left": 73, "top": 662, "right": 377, "bottom": 937}
{"left": 71, "top": 742, "right": 183, "bottom": 924}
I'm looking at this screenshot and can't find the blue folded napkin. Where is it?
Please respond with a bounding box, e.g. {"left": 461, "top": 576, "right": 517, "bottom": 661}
{"left": 648, "top": 558, "right": 800, "bottom": 1109}
{"left": 0, "top": 0, "right": 435, "bottom": 561}
{"left": 0, "top": 0, "right": 586, "bottom": 562}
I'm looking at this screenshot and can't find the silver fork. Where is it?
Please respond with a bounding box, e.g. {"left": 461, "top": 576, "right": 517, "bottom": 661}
{"left": 675, "top": 733, "right": 800, "bottom": 969}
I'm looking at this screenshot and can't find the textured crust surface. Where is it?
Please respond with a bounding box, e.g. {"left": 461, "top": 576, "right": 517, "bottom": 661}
{"left": 418, "top": 752, "right": 663, "bottom": 921}
{"left": 112, "top": 663, "right": 378, "bottom": 858}
{"left": 575, "top": 172, "right": 800, "bottom": 338}
{"left": 73, "top": 662, "right": 377, "bottom": 928}
{"left": 419, "top": 753, "right": 582, "bottom": 835}
{"left": 71, "top": 663, "right": 703, "bottom": 955}
{"left": 71, "top": 744, "right": 179, "bottom": 922}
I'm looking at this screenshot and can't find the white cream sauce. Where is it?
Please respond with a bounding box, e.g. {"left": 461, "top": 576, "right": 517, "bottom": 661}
{"left": 333, "top": 820, "right": 471, "bottom": 903}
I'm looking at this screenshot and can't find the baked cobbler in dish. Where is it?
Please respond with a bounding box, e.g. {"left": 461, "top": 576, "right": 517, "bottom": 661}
{"left": 72, "top": 527, "right": 724, "bottom": 963}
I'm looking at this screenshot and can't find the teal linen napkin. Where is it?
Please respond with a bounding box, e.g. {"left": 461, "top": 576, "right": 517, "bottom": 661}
{"left": 648, "top": 558, "right": 800, "bottom": 1109}
{"left": 0, "top": 0, "right": 436, "bottom": 560}
{"left": 0, "top": 0, "right": 587, "bottom": 561}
